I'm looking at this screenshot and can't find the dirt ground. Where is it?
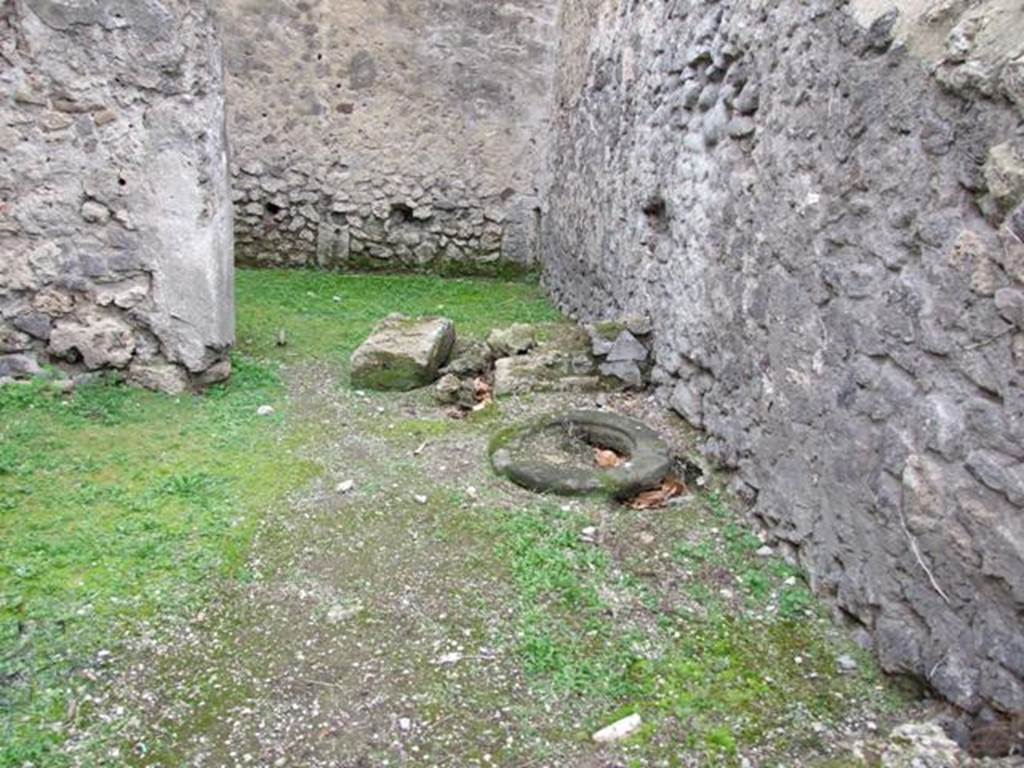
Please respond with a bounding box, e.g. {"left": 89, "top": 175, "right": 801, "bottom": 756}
{"left": 63, "top": 357, "right": 922, "bottom": 768}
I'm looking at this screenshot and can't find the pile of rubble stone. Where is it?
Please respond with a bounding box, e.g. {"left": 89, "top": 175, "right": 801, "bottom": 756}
{"left": 347, "top": 313, "right": 658, "bottom": 403}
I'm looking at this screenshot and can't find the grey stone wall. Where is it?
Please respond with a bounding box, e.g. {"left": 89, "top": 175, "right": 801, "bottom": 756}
{"left": 0, "top": 0, "right": 235, "bottom": 393}
{"left": 215, "top": 0, "right": 559, "bottom": 275}
{"left": 544, "top": 0, "right": 1024, "bottom": 715}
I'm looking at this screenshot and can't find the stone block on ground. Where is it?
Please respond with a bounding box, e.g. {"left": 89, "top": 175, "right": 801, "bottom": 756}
{"left": 494, "top": 353, "right": 602, "bottom": 396}
{"left": 670, "top": 381, "right": 705, "bottom": 428}
{"left": 492, "top": 323, "right": 626, "bottom": 395}
{"left": 586, "top": 320, "right": 653, "bottom": 388}
{"left": 586, "top": 321, "right": 627, "bottom": 356}
{"left": 606, "top": 330, "right": 649, "bottom": 363}
{"left": 0, "top": 328, "right": 32, "bottom": 354}
{"left": 622, "top": 314, "right": 654, "bottom": 336}
{"left": 441, "top": 339, "right": 494, "bottom": 377}
{"left": 350, "top": 314, "right": 455, "bottom": 391}
{"left": 592, "top": 713, "right": 643, "bottom": 743}
{"left": 434, "top": 373, "right": 463, "bottom": 404}
{"left": 434, "top": 372, "right": 480, "bottom": 408}
{"left": 196, "top": 359, "right": 232, "bottom": 387}
{"left": 600, "top": 360, "right": 644, "bottom": 389}
{"left": 486, "top": 323, "right": 538, "bottom": 357}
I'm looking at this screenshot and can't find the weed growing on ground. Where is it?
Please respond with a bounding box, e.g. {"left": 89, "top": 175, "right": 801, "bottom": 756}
{"left": 1, "top": 270, "right": 915, "bottom": 767}
{"left": 0, "top": 357, "right": 322, "bottom": 766}
{"left": 235, "top": 269, "right": 559, "bottom": 366}
{"left": 0, "top": 270, "right": 562, "bottom": 767}
{"left": 489, "top": 490, "right": 911, "bottom": 766}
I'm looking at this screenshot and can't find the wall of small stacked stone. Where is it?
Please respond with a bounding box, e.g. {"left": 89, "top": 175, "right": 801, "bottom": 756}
{"left": 216, "top": 0, "right": 559, "bottom": 275}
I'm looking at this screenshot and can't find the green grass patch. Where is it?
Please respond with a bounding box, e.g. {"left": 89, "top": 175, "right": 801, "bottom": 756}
{"left": 0, "top": 358, "right": 320, "bottom": 766}
{"left": 489, "top": 492, "right": 911, "bottom": 765}
{"left": 497, "top": 505, "right": 646, "bottom": 706}
{"left": 235, "top": 269, "right": 560, "bottom": 366}
{"left": 0, "top": 269, "right": 563, "bottom": 767}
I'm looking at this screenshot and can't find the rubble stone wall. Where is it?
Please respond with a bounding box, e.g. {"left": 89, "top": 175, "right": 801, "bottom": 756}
{"left": 0, "top": 0, "right": 235, "bottom": 393}
{"left": 544, "top": 0, "right": 1024, "bottom": 715}
{"left": 215, "top": 0, "right": 559, "bottom": 275}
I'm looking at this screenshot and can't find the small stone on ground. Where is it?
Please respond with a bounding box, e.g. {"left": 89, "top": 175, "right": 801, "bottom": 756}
{"left": 350, "top": 314, "right": 456, "bottom": 391}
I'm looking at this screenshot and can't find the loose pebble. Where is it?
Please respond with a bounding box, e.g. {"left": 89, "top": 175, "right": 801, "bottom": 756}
{"left": 592, "top": 713, "right": 642, "bottom": 743}
{"left": 838, "top": 654, "right": 859, "bottom": 673}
